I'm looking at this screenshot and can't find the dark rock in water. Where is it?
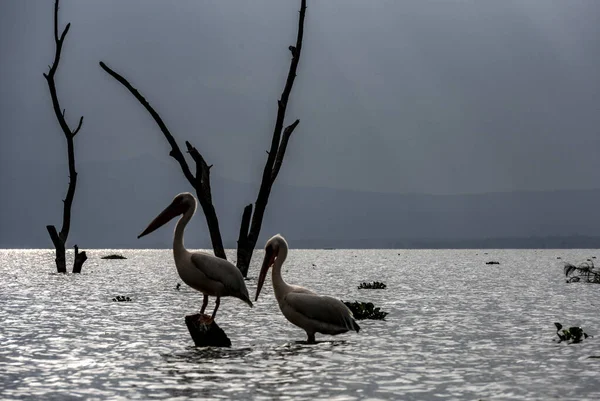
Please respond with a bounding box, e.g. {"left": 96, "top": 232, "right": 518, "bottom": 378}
{"left": 112, "top": 296, "right": 132, "bottom": 302}
{"left": 554, "top": 322, "right": 590, "bottom": 344}
{"left": 176, "top": 283, "right": 181, "bottom": 290}
{"left": 358, "top": 281, "right": 387, "bottom": 290}
{"left": 343, "top": 301, "right": 388, "bottom": 320}
{"left": 185, "top": 314, "right": 231, "bottom": 347}
{"left": 102, "top": 254, "right": 127, "bottom": 260}
{"left": 486, "top": 261, "right": 500, "bottom": 265}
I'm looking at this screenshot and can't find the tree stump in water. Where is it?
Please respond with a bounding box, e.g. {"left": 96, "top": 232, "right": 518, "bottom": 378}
{"left": 72, "top": 245, "right": 87, "bottom": 273}
{"left": 185, "top": 314, "right": 231, "bottom": 347}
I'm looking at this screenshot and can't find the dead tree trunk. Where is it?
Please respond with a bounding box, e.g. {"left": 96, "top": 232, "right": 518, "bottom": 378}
{"left": 99, "top": 0, "right": 307, "bottom": 276}
{"left": 44, "top": 0, "right": 86, "bottom": 274}
{"left": 236, "top": 1, "right": 306, "bottom": 275}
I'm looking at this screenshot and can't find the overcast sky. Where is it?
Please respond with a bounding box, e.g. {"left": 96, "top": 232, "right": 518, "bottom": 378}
{"left": 1, "top": 0, "right": 599, "bottom": 196}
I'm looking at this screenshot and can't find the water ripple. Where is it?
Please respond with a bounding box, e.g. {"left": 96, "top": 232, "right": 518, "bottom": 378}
{"left": 1, "top": 249, "right": 600, "bottom": 400}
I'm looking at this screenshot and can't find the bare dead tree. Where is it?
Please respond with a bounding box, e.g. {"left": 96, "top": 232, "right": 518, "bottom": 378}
{"left": 99, "top": 0, "right": 307, "bottom": 276}
{"left": 44, "top": 0, "right": 87, "bottom": 273}
{"left": 235, "top": 2, "right": 306, "bottom": 275}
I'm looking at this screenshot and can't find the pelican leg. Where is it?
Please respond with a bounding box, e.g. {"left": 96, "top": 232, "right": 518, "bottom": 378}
{"left": 307, "top": 333, "right": 316, "bottom": 344}
{"left": 210, "top": 296, "right": 221, "bottom": 320}
{"left": 199, "top": 294, "right": 209, "bottom": 315}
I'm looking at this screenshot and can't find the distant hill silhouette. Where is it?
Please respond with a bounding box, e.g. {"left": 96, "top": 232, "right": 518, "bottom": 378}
{"left": 1, "top": 156, "right": 600, "bottom": 249}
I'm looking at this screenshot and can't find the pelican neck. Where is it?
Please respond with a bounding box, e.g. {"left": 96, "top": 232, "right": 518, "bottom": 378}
{"left": 174, "top": 204, "right": 194, "bottom": 254}
{"left": 271, "top": 244, "right": 291, "bottom": 300}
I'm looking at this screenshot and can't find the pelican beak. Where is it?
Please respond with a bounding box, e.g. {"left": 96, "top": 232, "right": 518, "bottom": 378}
{"left": 138, "top": 199, "right": 185, "bottom": 239}
{"left": 255, "top": 246, "right": 276, "bottom": 301}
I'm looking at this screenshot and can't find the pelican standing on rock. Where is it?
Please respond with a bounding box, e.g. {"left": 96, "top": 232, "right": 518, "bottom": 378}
{"left": 138, "top": 192, "right": 253, "bottom": 321}
{"left": 255, "top": 234, "right": 360, "bottom": 343}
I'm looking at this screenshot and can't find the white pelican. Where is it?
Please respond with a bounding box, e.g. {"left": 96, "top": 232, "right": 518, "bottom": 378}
{"left": 255, "top": 234, "right": 360, "bottom": 343}
{"left": 138, "top": 192, "right": 252, "bottom": 321}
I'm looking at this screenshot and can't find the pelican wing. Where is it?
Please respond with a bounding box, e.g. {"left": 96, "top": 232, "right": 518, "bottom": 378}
{"left": 190, "top": 253, "right": 251, "bottom": 303}
{"left": 285, "top": 292, "right": 360, "bottom": 333}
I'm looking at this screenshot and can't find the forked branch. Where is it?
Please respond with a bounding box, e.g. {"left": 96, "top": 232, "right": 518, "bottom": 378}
{"left": 236, "top": 0, "right": 307, "bottom": 275}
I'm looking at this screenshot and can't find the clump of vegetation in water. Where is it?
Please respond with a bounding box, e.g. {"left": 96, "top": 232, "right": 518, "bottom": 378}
{"left": 358, "top": 281, "right": 387, "bottom": 289}
{"left": 102, "top": 254, "right": 127, "bottom": 260}
{"left": 343, "top": 301, "right": 388, "bottom": 320}
{"left": 112, "top": 296, "right": 132, "bottom": 302}
{"left": 564, "top": 260, "right": 600, "bottom": 283}
{"left": 485, "top": 261, "right": 500, "bottom": 265}
{"left": 554, "top": 323, "right": 590, "bottom": 343}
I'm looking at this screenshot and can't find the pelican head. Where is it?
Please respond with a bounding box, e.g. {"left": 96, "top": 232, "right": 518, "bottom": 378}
{"left": 138, "top": 192, "right": 196, "bottom": 238}
{"left": 255, "top": 234, "right": 288, "bottom": 301}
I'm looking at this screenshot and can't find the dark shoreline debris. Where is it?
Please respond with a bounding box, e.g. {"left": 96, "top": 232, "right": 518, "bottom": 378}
{"left": 343, "top": 301, "right": 388, "bottom": 320}
{"left": 564, "top": 260, "right": 600, "bottom": 284}
{"left": 554, "top": 322, "right": 590, "bottom": 344}
{"left": 358, "top": 281, "right": 387, "bottom": 290}
{"left": 102, "top": 254, "right": 127, "bottom": 260}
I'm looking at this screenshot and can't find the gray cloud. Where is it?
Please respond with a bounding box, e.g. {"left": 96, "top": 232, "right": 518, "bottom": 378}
{"left": 1, "top": 0, "right": 600, "bottom": 247}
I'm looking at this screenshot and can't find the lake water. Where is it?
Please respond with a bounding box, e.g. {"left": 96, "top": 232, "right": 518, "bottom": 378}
{"left": 1, "top": 249, "right": 599, "bottom": 400}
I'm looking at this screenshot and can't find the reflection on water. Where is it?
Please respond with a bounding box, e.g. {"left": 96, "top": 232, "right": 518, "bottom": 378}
{"left": 1, "top": 249, "right": 600, "bottom": 400}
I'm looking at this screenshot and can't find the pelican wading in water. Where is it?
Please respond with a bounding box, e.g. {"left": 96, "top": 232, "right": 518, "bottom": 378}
{"left": 255, "top": 234, "right": 360, "bottom": 343}
{"left": 138, "top": 192, "right": 252, "bottom": 321}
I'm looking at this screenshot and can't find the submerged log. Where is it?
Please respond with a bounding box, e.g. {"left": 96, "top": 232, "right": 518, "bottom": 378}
{"left": 185, "top": 314, "right": 231, "bottom": 347}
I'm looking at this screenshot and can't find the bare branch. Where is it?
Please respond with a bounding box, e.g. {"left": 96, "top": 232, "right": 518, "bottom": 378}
{"left": 58, "top": 23, "right": 71, "bottom": 45}
{"left": 271, "top": 119, "right": 299, "bottom": 183}
{"left": 259, "top": 0, "right": 305, "bottom": 192}
{"left": 185, "top": 141, "right": 212, "bottom": 202}
{"left": 183, "top": 140, "right": 227, "bottom": 259}
{"left": 53, "top": 0, "right": 59, "bottom": 42}
{"left": 99, "top": 61, "right": 196, "bottom": 186}
{"left": 235, "top": 204, "right": 253, "bottom": 272}
{"left": 72, "top": 116, "right": 83, "bottom": 137}
{"left": 99, "top": 60, "right": 228, "bottom": 259}
{"left": 238, "top": 204, "right": 253, "bottom": 243}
